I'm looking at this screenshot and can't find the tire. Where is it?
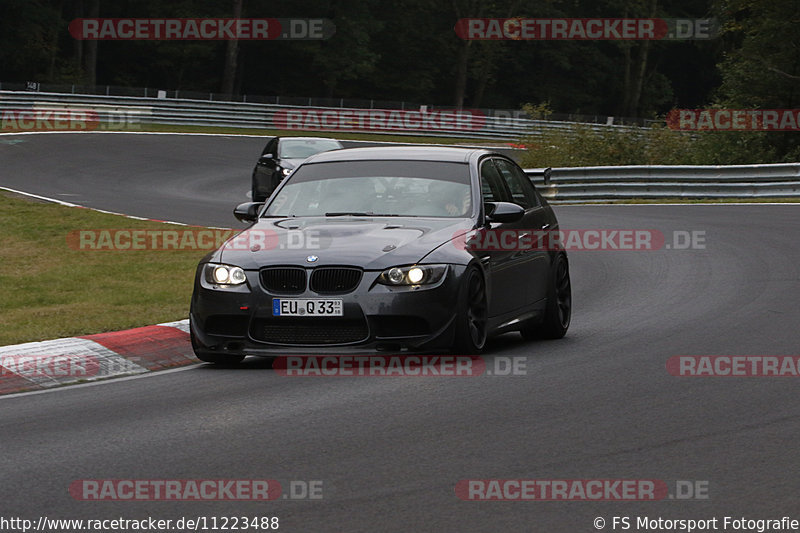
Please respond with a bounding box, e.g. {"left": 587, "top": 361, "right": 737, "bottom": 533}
{"left": 453, "top": 267, "right": 489, "bottom": 354}
{"left": 521, "top": 253, "right": 571, "bottom": 340}
{"left": 191, "top": 329, "right": 245, "bottom": 365}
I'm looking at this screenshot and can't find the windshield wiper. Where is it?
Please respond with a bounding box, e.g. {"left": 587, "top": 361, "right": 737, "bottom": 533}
{"left": 325, "top": 212, "right": 407, "bottom": 217}
{"left": 325, "top": 212, "right": 375, "bottom": 216}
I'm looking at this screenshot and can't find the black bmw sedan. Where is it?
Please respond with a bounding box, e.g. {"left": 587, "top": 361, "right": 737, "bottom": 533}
{"left": 191, "top": 146, "right": 571, "bottom": 363}
{"left": 251, "top": 136, "right": 343, "bottom": 201}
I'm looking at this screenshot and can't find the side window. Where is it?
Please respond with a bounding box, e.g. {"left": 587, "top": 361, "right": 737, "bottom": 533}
{"left": 262, "top": 138, "right": 278, "bottom": 156}
{"left": 513, "top": 164, "right": 543, "bottom": 208}
{"left": 480, "top": 159, "right": 509, "bottom": 203}
{"left": 493, "top": 158, "right": 539, "bottom": 209}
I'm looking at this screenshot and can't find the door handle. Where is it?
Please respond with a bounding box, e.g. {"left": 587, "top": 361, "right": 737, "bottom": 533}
{"left": 541, "top": 223, "right": 551, "bottom": 230}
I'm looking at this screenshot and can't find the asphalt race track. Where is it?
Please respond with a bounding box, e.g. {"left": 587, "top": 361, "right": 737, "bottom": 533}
{"left": 0, "top": 132, "right": 517, "bottom": 228}
{"left": 1, "top": 133, "right": 799, "bottom": 532}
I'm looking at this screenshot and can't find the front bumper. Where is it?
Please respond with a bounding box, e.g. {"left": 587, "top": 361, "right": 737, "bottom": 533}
{"left": 190, "top": 264, "right": 467, "bottom": 356}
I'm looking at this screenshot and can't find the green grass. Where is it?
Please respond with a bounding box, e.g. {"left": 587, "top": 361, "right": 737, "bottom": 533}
{"left": 0, "top": 191, "right": 212, "bottom": 346}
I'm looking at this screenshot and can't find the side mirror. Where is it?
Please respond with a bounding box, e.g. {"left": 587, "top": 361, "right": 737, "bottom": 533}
{"left": 260, "top": 153, "right": 274, "bottom": 161}
{"left": 543, "top": 167, "right": 552, "bottom": 185}
{"left": 233, "top": 202, "right": 264, "bottom": 222}
{"left": 484, "top": 201, "right": 524, "bottom": 223}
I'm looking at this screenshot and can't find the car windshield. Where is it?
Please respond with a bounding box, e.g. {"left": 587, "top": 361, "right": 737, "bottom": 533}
{"left": 264, "top": 160, "right": 472, "bottom": 218}
{"left": 278, "top": 139, "right": 341, "bottom": 159}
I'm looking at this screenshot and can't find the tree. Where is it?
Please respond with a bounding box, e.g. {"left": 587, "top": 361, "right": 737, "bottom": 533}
{"left": 84, "top": 0, "right": 99, "bottom": 86}
{"left": 0, "top": 0, "right": 63, "bottom": 82}
{"left": 617, "top": 0, "right": 658, "bottom": 117}
{"left": 715, "top": 0, "right": 799, "bottom": 108}
{"left": 220, "top": 0, "right": 243, "bottom": 97}
{"left": 711, "top": 0, "right": 800, "bottom": 161}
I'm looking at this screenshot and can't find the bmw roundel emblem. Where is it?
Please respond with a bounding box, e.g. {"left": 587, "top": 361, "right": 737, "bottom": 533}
{"left": 306, "top": 255, "right": 319, "bottom": 263}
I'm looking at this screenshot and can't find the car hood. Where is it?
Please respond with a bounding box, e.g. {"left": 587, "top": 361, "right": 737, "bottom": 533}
{"left": 218, "top": 217, "right": 474, "bottom": 270}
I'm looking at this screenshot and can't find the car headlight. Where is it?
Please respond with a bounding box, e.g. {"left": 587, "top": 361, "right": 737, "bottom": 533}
{"left": 281, "top": 167, "right": 292, "bottom": 176}
{"left": 205, "top": 263, "right": 247, "bottom": 286}
{"left": 377, "top": 265, "right": 447, "bottom": 286}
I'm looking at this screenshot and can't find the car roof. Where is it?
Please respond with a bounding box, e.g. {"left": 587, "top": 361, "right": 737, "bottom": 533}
{"left": 278, "top": 136, "right": 341, "bottom": 142}
{"left": 304, "top": 145, "right": 491, "bottom": 164}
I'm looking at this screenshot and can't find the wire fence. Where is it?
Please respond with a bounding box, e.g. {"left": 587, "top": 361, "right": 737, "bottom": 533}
{"left": 0, "top": 89, "right": 645, "bottom": 141}
{"left": 0, "top": 81, "right": 657, "bottom": 126}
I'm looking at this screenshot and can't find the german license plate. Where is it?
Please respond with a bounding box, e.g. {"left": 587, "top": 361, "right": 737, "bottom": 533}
{"left": 272, "top": 299, "right": 343, "bottom": 317}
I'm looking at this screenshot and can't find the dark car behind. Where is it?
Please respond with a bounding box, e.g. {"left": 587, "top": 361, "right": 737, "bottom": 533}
{"left": 251, "top": 136, "right": 343, "bottom": 201}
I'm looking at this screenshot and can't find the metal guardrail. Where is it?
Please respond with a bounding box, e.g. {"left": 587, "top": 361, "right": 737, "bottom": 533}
{"left": 0, "top": 90, "right": 640, "bottom": 141}
{"left": 525, "top": 165, "right": 800, "bottom": 201}
{"left": 2, "top": 90, "right": 794, "bottom": 201}
{"left": 2, "top": 80, "right": 655, "bottom": 126}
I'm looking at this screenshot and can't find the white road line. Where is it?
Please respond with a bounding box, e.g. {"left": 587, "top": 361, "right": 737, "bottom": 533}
{"left": 0, "top": 186, "right": 234, "bottom": 229}
{"left": 0, "top": 364, "right": 200, "bottom": 401}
